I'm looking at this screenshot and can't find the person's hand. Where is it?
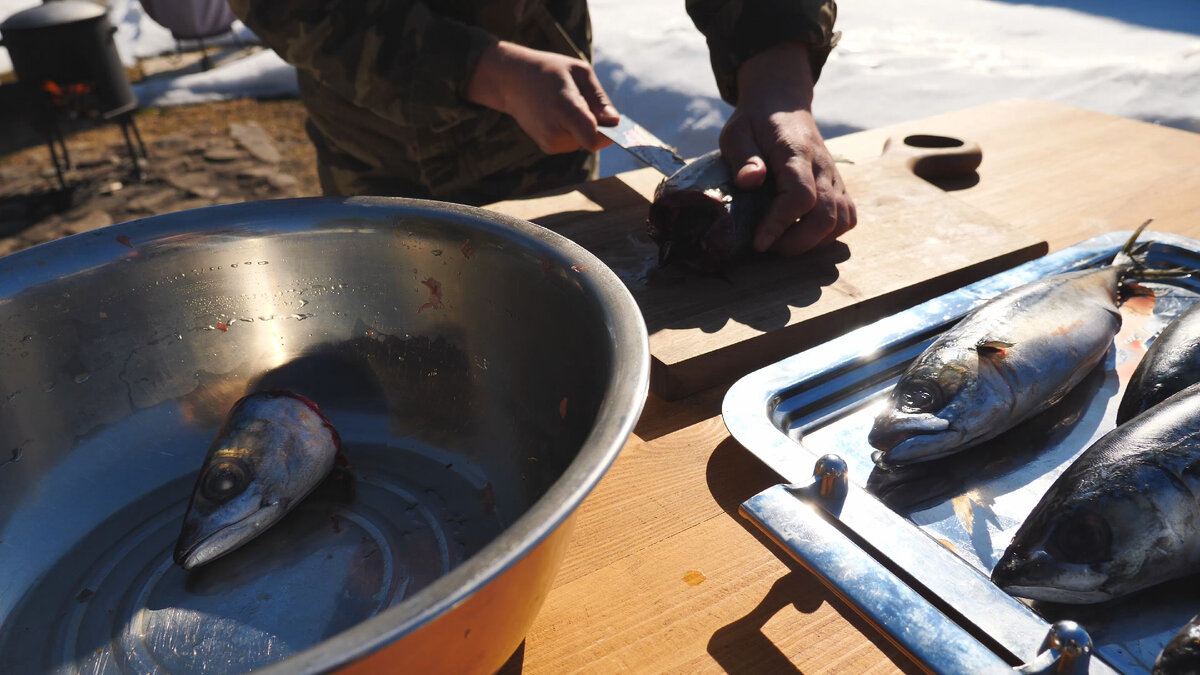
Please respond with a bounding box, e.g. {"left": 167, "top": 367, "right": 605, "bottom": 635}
{"left": 466, "top": 40, "right": 618, "bottom": 155}
{"left": 720, "top": 41, "right": 857, "bottom": 255}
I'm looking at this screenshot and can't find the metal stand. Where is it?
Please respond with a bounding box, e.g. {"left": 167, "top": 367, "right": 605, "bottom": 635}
{"left": 42, "top": 115, "right": 72, "bottom": 192}
{"left": 197, "top": 36, "right": 210, "bottom": 71}
{"left": 116, "top": 111, "right": 148, "bottom": 181}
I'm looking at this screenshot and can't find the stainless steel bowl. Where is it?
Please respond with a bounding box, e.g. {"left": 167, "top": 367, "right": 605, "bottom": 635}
{"left": 0, "top": 197, "right": 649, "bottom": 673}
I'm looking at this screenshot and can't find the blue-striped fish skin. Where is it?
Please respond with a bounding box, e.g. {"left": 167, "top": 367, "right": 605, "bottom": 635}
{"left": 992, "top": 382, "right": 1200, "bottom": 603}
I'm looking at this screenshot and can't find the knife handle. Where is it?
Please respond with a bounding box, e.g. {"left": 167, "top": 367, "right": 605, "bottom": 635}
{"left": 881, "top": 134, "right": 983, "bottom": 181}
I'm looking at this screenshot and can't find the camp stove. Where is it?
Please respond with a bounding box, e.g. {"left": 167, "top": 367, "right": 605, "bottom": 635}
{"left": 0, "top": 0, "right": 147, "bottom": 190}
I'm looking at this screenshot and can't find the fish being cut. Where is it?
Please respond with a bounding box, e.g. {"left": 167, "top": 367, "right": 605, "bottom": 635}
{"left": 646, "top": 150, "right": 771, "bottom": 272}
{"left": 991, "top": 382, "right": 1200, "bottom": 604}
{"left": 1117, "top": 299, "right": 1200, "bottom": 424}
{"left": 174, "top": 390, "right": 341, "bottom": 570}
{"left": 1155, "top": 615, "right": 1200, "bottom": 675}
{"left": 868, "top": 221, "right": 1165, "bottom": 466}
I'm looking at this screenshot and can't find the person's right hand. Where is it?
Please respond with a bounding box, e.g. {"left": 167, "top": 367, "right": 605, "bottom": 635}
{"left": 466, "top": 40, "right": 619, "bottom": 155}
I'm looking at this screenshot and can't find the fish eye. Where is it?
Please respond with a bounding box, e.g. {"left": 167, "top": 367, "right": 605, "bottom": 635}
{"left": 200, "top": 458, "right": 250, "bottom": 503}
{"left": 898, "top": 380, "right": 942, "bottom": 413}
{"left": 1050, "top": 508, "right": 1113, "bottom": 564}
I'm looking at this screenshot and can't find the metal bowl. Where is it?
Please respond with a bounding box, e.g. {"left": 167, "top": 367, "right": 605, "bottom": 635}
{"left": 0, "top": 197, "right": 649, "bottom": 673}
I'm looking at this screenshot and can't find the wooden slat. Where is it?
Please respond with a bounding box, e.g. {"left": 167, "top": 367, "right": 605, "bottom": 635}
{"left": 824, "top": 99, "right": 1200, "bottom": 253}
{"left": 510, "top": 422, "right": 922, "bottom": 674}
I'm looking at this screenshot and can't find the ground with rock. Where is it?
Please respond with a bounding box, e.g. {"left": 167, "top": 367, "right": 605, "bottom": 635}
{"left": 0, "top": 96, "right": 320, "bottom": 257}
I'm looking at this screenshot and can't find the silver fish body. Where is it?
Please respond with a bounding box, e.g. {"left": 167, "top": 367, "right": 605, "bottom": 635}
{"left": 869, "top": 264, "right": 1125, "bottom": 466}
{"left": 1156, "top": 615, "right": 1200, "bottom": 675}
{"left": 174, "top": 390, "right": 340, "bottom": 570}
{"left": 646, "top": 150, "right": 770, "bottom": 272}
{"left": 991, "top": 382, "right": 1200, "bottom": 603}
{"left": 1117, "top": 299, "right": 1200, "bottom": 424}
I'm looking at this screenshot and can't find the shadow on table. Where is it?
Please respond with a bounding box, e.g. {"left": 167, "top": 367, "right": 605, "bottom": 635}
{"left": 528, "top": 173, "right": 855, "bottom": 337}
{"left": 494, "top": 640, "right": 526, "bottom": 675}
{"left": 704, "top": 437, "right": 924, "bottom": 674}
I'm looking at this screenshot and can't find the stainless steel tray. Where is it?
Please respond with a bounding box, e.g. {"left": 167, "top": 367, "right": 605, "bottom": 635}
{"left": 723, "top": 231, "right": 1200, "bottom": 674}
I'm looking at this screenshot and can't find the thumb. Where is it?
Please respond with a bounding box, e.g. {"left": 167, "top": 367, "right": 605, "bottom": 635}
{"left": 720, "top": 126, "right": 767, "bottom": 191}
{"left": 574, "top": 64, "right": 619, "bottom": 126}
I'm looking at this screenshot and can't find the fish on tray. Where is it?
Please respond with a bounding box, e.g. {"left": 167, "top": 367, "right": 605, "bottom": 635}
{"left": 1117, "top": 298, "right": 1200, "bottom": 424}
{"left": 1155, "top": 615, "right": 1200, "bottom": 675}
{"left": 646, "top": 150, "right": 771, "bottom": 273}
{"left": 174, "top": 390, "right": 341, "bottom": 570}
{"left": 868, "top": 220, "right": 1182, "bottom": 466}
{"left": 991, "top": 381, "right": 1200, "bottom": 604}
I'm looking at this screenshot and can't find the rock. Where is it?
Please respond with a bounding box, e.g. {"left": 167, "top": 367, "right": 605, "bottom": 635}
{"left": 204, "top": 146, "right": 243, "bottom": 162}
{"left": 236, "top": 166, "right": 275, "bottom": 180}
{"left": 126, "top": 187, "right": 178, "bottom": 213}
{"left": 229, "top": 121, "right": 281, "bottom": 163}
{"left": 267, "top": 173, "right": 298, "bottom": 191}
{"left": 154, "top": 133, "right": 190, "bottom": 150}
{"left": 64, "top": 209, "right": 112, "bottom": 233}
{"left": 171, "top": 198, "right": 216, "bottom": 212}
{"left": 71, "top": 151, "right": 112, "bottom": 169}
{"left": 166, "top": 173, "right": 221, "bottom": 200}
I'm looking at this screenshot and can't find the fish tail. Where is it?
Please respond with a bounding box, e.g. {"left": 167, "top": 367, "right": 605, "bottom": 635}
{"left": 1112, "top": 219, "right": 1153, "bottom": 269}
{"left": 1112, "top": 219, "right": 1198, "bottom": 294}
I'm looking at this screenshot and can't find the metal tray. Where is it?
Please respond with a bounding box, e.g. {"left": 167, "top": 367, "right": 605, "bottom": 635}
{"left": 723, "top": 231, "right": 1200, "bottom": 674}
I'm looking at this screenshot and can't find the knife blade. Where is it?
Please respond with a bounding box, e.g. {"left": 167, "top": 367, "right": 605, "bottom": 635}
{"left": 599, "top": 116, "right": 687, "bottom": 176}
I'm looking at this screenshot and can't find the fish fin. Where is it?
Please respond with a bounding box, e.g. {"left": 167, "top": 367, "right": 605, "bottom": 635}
{"left": 1119, "top": 219, "right": 1153, "bottom": 256}
{"left": 1112, "top": 218, "right": 1153, "bottom": 271}
{"left": 1113, "top": 218, "right": 1195, "bottom": 281}
{"left": 976, "top": 339, "right": 1014, "bottom": 358}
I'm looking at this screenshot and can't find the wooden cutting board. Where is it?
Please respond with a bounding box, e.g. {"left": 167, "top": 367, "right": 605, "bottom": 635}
{"left": 486, "top": 136, "right": 1047, "bottom": 400}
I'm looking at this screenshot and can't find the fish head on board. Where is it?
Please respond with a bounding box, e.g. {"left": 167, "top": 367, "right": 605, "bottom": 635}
{"left": 868, "top": 341, "right": 1014, "bottom": 465}
{"left": 991, "top": 458, "right": 1195, "bottom": 603}
{"left": 174, "top": 391, "right": 340, "bottom": 570}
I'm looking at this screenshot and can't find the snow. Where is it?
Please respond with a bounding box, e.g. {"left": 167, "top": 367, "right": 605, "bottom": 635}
{"left": 2, "top": 0, "right": 1198, "bottom": 177}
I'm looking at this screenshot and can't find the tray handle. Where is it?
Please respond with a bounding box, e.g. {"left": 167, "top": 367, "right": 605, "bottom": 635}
{"left": 739, "top": 454, "right": 1096, "bottom": 675}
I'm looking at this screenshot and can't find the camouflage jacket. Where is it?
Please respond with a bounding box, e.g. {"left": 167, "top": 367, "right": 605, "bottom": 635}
{"left": 230, "top": 0, "right": 837, "bottom": 204}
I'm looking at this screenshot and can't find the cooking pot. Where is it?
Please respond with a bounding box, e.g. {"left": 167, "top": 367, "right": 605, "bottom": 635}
{"left": 0, "top": 197, "right": 649, "bottom": 673}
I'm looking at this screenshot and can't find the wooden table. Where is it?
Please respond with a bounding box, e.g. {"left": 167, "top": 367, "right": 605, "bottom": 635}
{"left": 493, "top": 100, "right": 1200, "bottom": 673}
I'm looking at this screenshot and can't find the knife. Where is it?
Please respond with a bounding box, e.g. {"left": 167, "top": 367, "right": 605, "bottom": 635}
{"left": 599, "top": 116, "right": 687, "bottom": 177}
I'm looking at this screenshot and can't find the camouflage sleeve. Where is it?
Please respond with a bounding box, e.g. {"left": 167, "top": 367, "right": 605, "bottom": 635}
{"left": 685, "top": 0, "right": 838, "bottom": 105}
{"left": 229, "top": 0, "right": 497, "bottom": 128}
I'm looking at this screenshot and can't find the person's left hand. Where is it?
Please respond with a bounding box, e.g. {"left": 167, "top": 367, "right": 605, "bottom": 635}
{"left": 719, "top": 41, "right": 857, "bottom": 256}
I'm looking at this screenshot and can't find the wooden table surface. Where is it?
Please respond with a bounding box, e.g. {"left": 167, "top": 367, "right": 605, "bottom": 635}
{"left": 492, "top": 99, "right": 1200, "bottom": 674}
